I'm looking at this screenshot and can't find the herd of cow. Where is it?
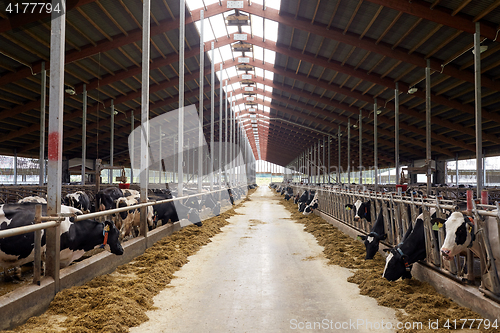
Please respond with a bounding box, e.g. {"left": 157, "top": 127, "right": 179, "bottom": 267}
{"left": 272, "top": 183, "right": 500, "bottom": 286}
{"left": 0, "top": 184, "right": 256, "bottom": 281}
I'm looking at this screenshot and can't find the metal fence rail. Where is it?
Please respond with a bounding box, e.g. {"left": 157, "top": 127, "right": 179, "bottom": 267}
{"left": 0, "top": 185, "right": 247, "bottom": 286}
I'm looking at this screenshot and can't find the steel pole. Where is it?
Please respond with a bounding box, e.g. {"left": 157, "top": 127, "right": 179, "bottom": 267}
{"left": 347, "top": 118, "right": 351, "bottom": 186}
{"left": 395, "top": 82, "right": 400, "bottom": 185}
{"left": 224, "top": 81, "right": 228, "bottom": 185}
{"left": 359, "top": 110, "right": 362, "bottom": 185}
{"left": 39, "top": 62, "right": 46, "bottom": 186}
{"left": 81, "top": 84, "right": 86, "bottom": 185}
{"left": 198, "top": 10, "right": 204, "bottom": 193}
{"left": 178, "top": 0, "right": 186, "bottom": 197}
{"left": 374, "top": 99, "right": 378, "bottom": 191}
{"left": 110, "top": 100, "right": 114, "bottom": 184}
{"left": 474, "top": 22, "right": 483, "bottom": 194}
{"left": 140, "top": 0, "right": 151, "bottom": 238}
{"left": 130, "top": 113, "right": 134, "bottom": 183}
{"left": 426, "top": 59, "right": 432, "bottom": 195}
{"left": 219, "top": 64, "right": 223, "bottom": 188}
{"left": 338, "top": 125, "right": 341, "bottom": 183}
{"left": 46, "top": 1, "right": 66, "bottom": 290}
{"left": 210, "top": 42, "right": 215, "bottom": 191}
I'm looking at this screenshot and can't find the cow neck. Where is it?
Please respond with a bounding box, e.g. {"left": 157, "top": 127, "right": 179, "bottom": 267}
{"left": 371, "top": 210, "right": 385, "bottom": 236}
{"left": 398, "top": 220, "right": 426, "bottom": 264}
{"left": 463, "top": 215, "right": 476, "bottom": 248}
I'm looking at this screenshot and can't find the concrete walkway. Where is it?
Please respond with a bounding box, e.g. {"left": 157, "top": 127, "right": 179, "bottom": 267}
{"left": 130, "top": 186, "right": 398, "bottom": 333}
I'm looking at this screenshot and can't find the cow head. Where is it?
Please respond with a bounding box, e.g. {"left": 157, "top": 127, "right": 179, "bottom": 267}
{"left": 103, "top": 220, "right": 124, "bottom": 255}
{"left": 303, "top": 199, "right": 318, "bottom": 215}
{"left": 358, "top": 231, "right": 387, "bottom": 259}
{"left": 345, "top": 200, "right": 368, "bottom": 221}
{"left": 440, "top": 212, "right": 475, "bottom": 260}
{"left": 382, "top": 247, "right": 412, "bottom": 281}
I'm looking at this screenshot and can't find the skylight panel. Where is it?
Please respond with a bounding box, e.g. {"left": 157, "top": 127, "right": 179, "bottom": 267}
{"left": 186, "top": 0, "right": 204, "bottom": 12}
{"left": 225, "top": 67, "right": 237, "bottom": 80}
{"left": 264, "top": 20, "right": 279, "bottom": 42}
{"left": 264, "top": 106, "right": 270, "bottom": 112}
{"left": 219, "top": 44, "right": 233, "bottom": 62}
{"left": 264, "top": 49, "right": 276, "bottom": 64}
{"left": 194, "top": 19, "right": 215, "bottom": 43}
{"left": 264, "top": 96, "right": 271, "bottom": 102}
{"left": 252, "top": 15, "right": 263, "bottom": 37}
{"left": 210, "top": 14, "right": 229, "bottom": 40}
{"left": 255, "top": 67, "right": 264, "bottom": 78}
{"left": 252, "top": 0, "right": 281, "bottom": 10}
{"left": 264, "top": 70, "right": 274, "bottom": 80}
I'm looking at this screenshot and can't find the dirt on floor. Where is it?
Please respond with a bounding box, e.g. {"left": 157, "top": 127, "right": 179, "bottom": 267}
{"left": 277, "top": 190, "right": 496, "bottom": 333}
{"left": 2, "top": 190, "right": 255, "bottom": 333}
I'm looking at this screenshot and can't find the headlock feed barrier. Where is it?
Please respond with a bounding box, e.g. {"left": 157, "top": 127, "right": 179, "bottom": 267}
{"left": 289, "top": 184, "right": 500, "bottom": 304}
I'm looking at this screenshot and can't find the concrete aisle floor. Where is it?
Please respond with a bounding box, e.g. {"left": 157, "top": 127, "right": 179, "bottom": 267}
{"left": 130, "top": 186, "right": 399, "bottom": 333}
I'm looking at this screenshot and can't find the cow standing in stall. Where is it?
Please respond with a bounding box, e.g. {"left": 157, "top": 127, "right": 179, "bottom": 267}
{"left": 303, "top": 192, "right": 319, "bottom": 215}
{"left": 64, "top": 191, "right": 91, "bottom": 214}
{"left": 439, "top": 211, "right": 500, "bottom": 282}
{"left": 115, "top": 196, "right": 155, "bottom": 240}
{"left": 382, "top": 208, "right": 436, "bottom": 281}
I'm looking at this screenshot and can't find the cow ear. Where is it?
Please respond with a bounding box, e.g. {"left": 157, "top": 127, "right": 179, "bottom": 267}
{"left": 345, "top": 204, "right": 353, "bottom": 210}
{"left": 358, "top": 235, "right": 367, "bottom": 240}
{"left": 104, "top": 220, "right": 115, "bottom": 228}
{"left": 382, "top": 248, "right": 391, "bottom": 253}
{"left": 380, "top": 233, "right": 387, "bottom": 240}
{"left": 430, "top": 217, "right": 446, "bottom": 224}
{"left": 402, "top": 254, "right": 409, "bottom": 262}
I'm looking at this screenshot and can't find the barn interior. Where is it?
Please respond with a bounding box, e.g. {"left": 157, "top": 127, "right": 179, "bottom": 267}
{"left": 1, "top": 1, "right": 500, "bottom": 330}
{"left": 0, "top": 0, "right": 499, "bottom": 192}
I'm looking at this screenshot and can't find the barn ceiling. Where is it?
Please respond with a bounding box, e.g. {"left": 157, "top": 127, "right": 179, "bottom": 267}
{"left": 0, "top": 0, "right": 499, "bottom": 170}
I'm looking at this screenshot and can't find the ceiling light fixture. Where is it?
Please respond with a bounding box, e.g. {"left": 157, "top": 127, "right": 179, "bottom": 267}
{"left": 65, "top": 88, "right": 76, "bottom": 95}
{"left": 472, "top": 45, "right": 488, "bottom": 54}
{"left": 408, "top": 87, "right": 418, "bottom": 94}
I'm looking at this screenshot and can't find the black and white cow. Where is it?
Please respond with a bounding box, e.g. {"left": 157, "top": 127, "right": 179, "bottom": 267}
{"left": 115, "top": 196, "right": 154, "bottom": 239}
{"left": 345, "top": 199, "right": 372, "bottom": 222}
{"left": 96, "top": 187, "right": 124, "bottom": 211}
{"left": 439, "top": 211, "right": 500, "bottom": 275}
{"left": 284, "top": 187, "right": 294, "bottom": 201}
{"left": 18, "top": 196, "right": 46, "bottom": 204}
{"left": 358, "top": 209, "right": 387, "bottom": 259}
{"left": 0, "top": 203, "right": 123, "bottom": 276}
{"left": 303, "top": 192, "right": 319, "bottom": 215}
{"left": 150, "top": 192, "right": 202, "bottom": 227}
{"left": 64, "top": 191, "right": 91, "bottom": 214}
{"left": 382, "top": 209, "right": 435, "bottom": 281}
{"left": 297, "top": 190, "right": 315, "bottom": 213}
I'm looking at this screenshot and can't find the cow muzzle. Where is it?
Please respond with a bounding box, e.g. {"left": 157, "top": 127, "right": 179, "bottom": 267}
{"left": 441, "top": 248, "right": 452, "bottom": 260}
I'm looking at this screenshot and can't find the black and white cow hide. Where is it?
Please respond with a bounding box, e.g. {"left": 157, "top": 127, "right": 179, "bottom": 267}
{"left": 382, "top": 209, "right": 436, "bottom": 281}
{"left": 0, "top": 203, "right": 123, "bottom": 274}
{"left": 358, "top": 208, "right": 387, "bottom": 259}
{"left": 345, "top": 199, "right": 372, "bottom": 223}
